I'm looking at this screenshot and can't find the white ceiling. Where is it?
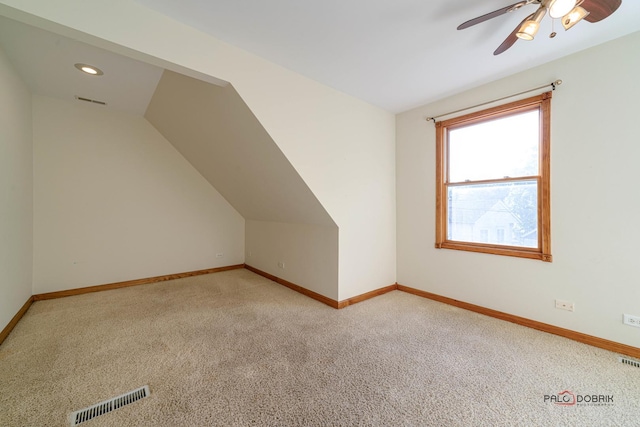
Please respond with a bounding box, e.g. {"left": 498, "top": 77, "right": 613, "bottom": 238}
{"left": 0, "top": 15, "right": 163, "bottom": 116}
{"left": 1, "top": 2, "right": 639, "bottom": 115}
{"left": 133, "top": 0, "right": 640, "bottom": 112}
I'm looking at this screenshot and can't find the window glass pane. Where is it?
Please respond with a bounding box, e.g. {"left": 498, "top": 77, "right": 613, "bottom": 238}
{"left": 448, "top": 110, "right": 539, "bottom": 182}
{"left": 447, "top": 181, "right": 538, "bottom": 248}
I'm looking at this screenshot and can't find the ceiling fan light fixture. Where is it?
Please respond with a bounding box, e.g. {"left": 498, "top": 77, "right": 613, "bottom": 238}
{"left": 460, "top": 0, "right": 622, "bottom": 56}
{"left": 516, "top": 7, "right": 547, "bottom": 41}
{"left": 548, "top": 0, "right": 578, "bottom": 19}
{"left": 516, "top": 20, "right": 539, "bottom": 40}
{"left": 561, "top": 6, "right": 590, "bottom": 30}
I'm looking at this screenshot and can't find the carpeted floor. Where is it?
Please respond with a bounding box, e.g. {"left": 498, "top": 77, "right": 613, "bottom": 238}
{"left": 1, "top": 269, "right": 638, "bottom": 426}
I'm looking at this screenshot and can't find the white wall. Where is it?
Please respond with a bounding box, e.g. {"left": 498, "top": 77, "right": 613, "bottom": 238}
{"left": 0, "top": 0, "right": 396, "bottom": 301}
{"left": 0, "top": 45, "right": 32, "bottom": 330}
{"left": 32, "top": 96, "right": 244, "bottom": 294}
{"left": 397, "top": 31, "right": 640, "bottom": 347}
{"left": 246, "top": 221, "right": 339, "bottom": 301}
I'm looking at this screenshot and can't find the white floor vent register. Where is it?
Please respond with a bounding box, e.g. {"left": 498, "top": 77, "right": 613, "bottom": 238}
{"left": 70, "top": 385, "right": 150, "bottom": 426}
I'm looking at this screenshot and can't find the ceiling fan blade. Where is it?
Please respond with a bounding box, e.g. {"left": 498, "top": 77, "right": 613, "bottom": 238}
{"left": 493, "top": 13, "right": 535, "bottom": 55}
{"left": 581, "top": 0, "right": 622, "bottom": 23}
{"left": 458, "top": 1, "right": 529, "bottom": 30}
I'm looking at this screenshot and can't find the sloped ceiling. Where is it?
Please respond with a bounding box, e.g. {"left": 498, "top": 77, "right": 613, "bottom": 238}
{"left": 0, "top": 15, "right": 335, "bottom": 229}
{"left": 0, "top": 15, "right": 162, "bottom": 116}
{"left": 145, "top": 70, "right": 336, "bottom": 227}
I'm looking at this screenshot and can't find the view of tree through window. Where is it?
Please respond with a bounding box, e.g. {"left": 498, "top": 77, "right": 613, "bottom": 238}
{"left": 435, "top": 92, "right": 552, "bottom": 262}
{"left": 448, "top": 181, "right": 538, "bottom": 248}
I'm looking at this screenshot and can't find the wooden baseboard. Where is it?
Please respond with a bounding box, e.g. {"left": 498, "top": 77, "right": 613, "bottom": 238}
{"left": 244, "top": 264, "right": 339, "bottom": 308}
{"left": 244, "top": 265, "right": 397, "bottom": 310}
{"left": 33, "top": 264, "right": 245, "bottom": 301}
{"left": 0, "top": 296, "right": 34, "bottom": 346}
{"left": 397, "top": 284, "right": 640, "bottom": 359}
{"left": 14, "top": 273, "right": 635, "bottom": 360}
{"left": 338, "top": 284, "right": 398, "bottom": 309}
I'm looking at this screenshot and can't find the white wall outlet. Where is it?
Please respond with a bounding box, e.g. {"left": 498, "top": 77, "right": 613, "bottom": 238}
{"left": 248, "top": 251, "right": 252, "bottom": 257}
{"left": 277, "top": 261, "right": 285, "bottom": 269}
{"left": 555, "top": 299, "right": 575, "bottom": 312}
{"left": 216, "top": 253, "right": 223, "bottom": 258}
{"left": 623, "top": 314, "right": 640, "bottom": 328}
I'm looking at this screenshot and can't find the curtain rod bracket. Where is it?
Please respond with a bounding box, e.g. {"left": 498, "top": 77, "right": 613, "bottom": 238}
{"left": 425, "top": 79, "right": 562, "bottom": 123}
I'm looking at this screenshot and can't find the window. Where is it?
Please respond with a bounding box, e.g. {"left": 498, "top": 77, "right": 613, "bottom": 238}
{"left": 435, "top": 92, "right": 552, "bottom": 262}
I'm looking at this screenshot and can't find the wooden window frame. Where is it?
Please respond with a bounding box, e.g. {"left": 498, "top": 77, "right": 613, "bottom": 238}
{"left": 435, "top": 92, "right": 552, "bottom": 262}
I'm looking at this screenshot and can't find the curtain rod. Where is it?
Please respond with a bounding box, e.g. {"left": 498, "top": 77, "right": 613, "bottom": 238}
{"left": 425, "top": 79, "right": 562, "bottom": 123}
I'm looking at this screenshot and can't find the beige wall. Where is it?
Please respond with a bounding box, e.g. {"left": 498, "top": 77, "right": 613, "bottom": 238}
{"left": 32, "top": 96, "right": 244, "bottom": 293}
{"left": 145, "top": 72, "right": 335, "bottom": 227}
{"left": 0, "top": 0, "right": 396, "bottom": 301}
{"left": 0, "top": 45, "right": 32, "bottom": 330}
{"left": 246, "top": 221, "right": 339, "bottom": 300}
{"left": 146, "top": 72, "right": 339, "bottom": 299}
{"left": 397, "top": 31, "right": 640, "bottom": 347}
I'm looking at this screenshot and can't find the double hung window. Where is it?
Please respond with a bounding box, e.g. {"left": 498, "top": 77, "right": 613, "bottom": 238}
{"left": 435, "top": 92, "right": 552, "bottom": 262}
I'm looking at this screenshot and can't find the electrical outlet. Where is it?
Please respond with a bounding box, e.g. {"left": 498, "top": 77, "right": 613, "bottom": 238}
{"left": 555, "top": 299, "right": 574, "bottom": 312}
{"left": 216, "top": 253, "right": 223, "bottom": 258}
{"left": 277, "top": 261, "right": 285, "bottom": 269}
{"left": 623, "top": 314, "right": 640, "bottom": 328}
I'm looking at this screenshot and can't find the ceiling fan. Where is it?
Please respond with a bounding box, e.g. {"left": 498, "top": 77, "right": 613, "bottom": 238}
{"left": 458, "top": 0, "right": 622, "bottom": 55}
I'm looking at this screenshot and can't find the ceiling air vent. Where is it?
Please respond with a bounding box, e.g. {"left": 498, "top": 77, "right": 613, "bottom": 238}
{"left": 75, "top": 95, "right": 107, "bottom": 106}
{"left": 70, "top": 385, "right": 149, "bottom": 426}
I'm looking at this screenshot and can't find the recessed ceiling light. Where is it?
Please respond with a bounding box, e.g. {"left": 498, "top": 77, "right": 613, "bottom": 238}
{"left": 74, "top": 63, "right": 104, "bottom": 76}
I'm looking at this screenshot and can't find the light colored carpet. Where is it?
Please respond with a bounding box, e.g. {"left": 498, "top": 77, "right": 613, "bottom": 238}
{"left": 1, "top": 269, "right": 638, "bottom": 426}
